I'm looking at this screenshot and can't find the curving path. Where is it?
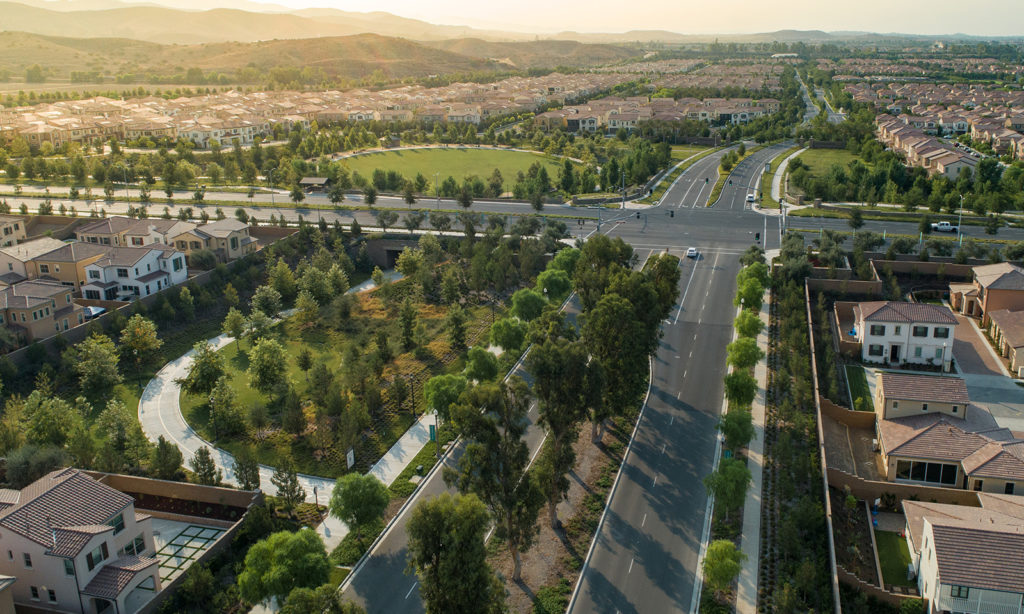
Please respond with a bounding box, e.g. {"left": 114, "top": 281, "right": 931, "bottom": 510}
{"left": 136, "top": 273, "right": 427, "bottom": 550}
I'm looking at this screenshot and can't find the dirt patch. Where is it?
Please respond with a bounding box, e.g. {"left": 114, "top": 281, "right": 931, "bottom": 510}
{"left": 829, "top": 487, "right": 879, "bottom": 585}
{"left": 488, "top": 420, "right": 627, "bottom": 613}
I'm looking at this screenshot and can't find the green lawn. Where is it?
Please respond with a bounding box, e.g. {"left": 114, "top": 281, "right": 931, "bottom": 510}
{"left": 759, "top": 144, "right": 803, "bottom": 209}
{"left": 845, "top": 365, "right": 874, "bottom": 412}
{"left": 670, "top": 145, "right": 709, "bottom": 160}
{"left": 875, "top": 530, "right": 916, "bottom": 588}
{"left": 795, "top": 148, "right": 866, "bottom": 179}
{"left": 339, "top": 148, "right": 569, "bottom": 188}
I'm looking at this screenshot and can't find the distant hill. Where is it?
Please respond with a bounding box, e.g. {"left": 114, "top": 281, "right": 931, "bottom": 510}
{"left": 422, "top": 39, "right": 641, "bottom": 69}
{"left": 0, "top": 31, "right": 500, "bottom": 79}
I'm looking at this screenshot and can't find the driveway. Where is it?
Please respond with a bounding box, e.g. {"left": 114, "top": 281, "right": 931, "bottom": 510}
{"left": 953, "top": 314, "right": 1007, "bottom": 377}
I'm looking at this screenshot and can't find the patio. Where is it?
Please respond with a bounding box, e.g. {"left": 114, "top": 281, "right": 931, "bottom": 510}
{"left": 150, "top": 518, "right": 226, "bottom": 583}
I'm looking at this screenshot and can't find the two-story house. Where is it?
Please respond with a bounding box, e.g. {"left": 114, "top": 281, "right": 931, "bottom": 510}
{"left": 903, "top": 494, "right": 1024, "bottom": 614}
{"left": 0, "top": 280, "right": 85, "bottom": 341}
{"left": 951, "top": 262, "right": 1024, "bottom": 325}
{"left": 0, "top": 215, "right": 27, "bottom": 247}
{"left": 81, "top": 245, "right": 187, "bottom": 301}
{"left": 28, "top": 242, "right": 112, "bottom": 291}
{"left": 78, "top": 217, "right": 255, "bottom": 263}
{"left": 0, "top": 468, "right": 160, "bottom": 614}
{"left": 196, "top": 219, "right": 257, "bottom": 262}
{"left": 0, "top": 237, "right": 66, "bottom": 281}
{"left": 854, "top": 301, "right": 957, "bottom": 369}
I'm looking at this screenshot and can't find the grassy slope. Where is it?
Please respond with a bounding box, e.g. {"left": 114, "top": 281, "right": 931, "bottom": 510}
{"left": 339, "top": 148, "right": 568, "bottom": 187}
{"left": 421, "top": 38, "right": 640, "bottom": 69}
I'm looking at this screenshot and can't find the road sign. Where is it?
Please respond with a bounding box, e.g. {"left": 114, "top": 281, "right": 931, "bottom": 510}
{"left": 346, "top": 448, "right": 355, "bottom": 469}
{"left": 429, "top": 424, "right": 436, "bottom": 442}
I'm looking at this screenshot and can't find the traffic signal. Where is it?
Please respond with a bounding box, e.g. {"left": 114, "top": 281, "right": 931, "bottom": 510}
{"left": 705, "top": 177, "right": 709, "bottom": 183}
{"left": 636, "top": 212, "right": 641, "bottom": 219}
{"left": 755, "top": 232, "right": 760, "bottom": 242}
{"left": 729, "top": 180, "right": 733, "bottom": 185}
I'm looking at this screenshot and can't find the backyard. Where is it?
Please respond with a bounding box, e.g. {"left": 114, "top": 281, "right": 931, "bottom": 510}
{"left": 846, "top": 365, "right": 874, "bottom": 412}
{"left": 338, "top": 147, "right": 570, "bottom": 188}
{"left": 875, "top": 530, "right": 916, "bottom": 589}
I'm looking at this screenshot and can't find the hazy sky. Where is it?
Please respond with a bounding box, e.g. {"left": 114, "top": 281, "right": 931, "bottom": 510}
{"left": 254, "top": 0, "right": 1024, "bottom": 36}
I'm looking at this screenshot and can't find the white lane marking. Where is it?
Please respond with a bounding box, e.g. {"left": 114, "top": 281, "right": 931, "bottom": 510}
{"left": 673, "top": 259, "right": 700, "bottom": 325}
{"left": 670, "top": 416, "right": 674, "bottom": 425}
{"left": 652, "top": 475, "right": 658, "bottom": 487}
{"left": 691, "top": 179, "right": 709, "bottom": 209}
{"left": 628, "top": 558, "right": 635, "bottom": 574}
{"left": 641, "top": 513, "right": 647, "bottom": 528}
{"left": 661, "top": 443, "right": 666, "bottom": 455}
{"left": 405, "top": 582, "right": 418, "bottom": 599}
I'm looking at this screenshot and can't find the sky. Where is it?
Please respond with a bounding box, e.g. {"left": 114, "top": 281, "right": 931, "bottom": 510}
{"left": 249, "top": 0, "right": 1024, "bottom": 36}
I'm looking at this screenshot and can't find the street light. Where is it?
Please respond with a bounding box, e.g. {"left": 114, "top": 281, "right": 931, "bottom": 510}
{"left": 434, "top": 171, "right": 440, "bottom": 210}
{"left": 957, "top": 193, "right": 965, "bottom": 244}
{"left": 268, "top": 169, "right": 275, "bottom": 208}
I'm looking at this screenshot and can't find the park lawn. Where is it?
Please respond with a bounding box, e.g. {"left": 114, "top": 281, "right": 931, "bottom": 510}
{"left": 339, "top": 148, "right": 569, "bottom": 187}
{"left": 670, "top": 144, "right": 709, "bottom": 160}
{"left": 846, "top": 365, "right": 874, "bottom": 412}
{"left": 180, "top": 285, "right": 500, "bottom": 478}
{"left": 875, "top": 530, "right": 916, "bottom": 589}
{"left": 795, "top": 148, "right": 867, "bottom": 179}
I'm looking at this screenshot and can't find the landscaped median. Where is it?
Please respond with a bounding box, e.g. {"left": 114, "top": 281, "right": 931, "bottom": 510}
{"left": 706, "top": 144, "right": 766, "bottom": 207}
{"left": 637, "top": 145, "right": 722, "bottom": 205}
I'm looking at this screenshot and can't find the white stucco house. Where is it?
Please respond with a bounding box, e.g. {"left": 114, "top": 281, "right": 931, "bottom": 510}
{"left": 81, "top": 245, "right": 187, "bottom": 301}
{"left": 854, "top": 301, "right": 957, "bottom": 370}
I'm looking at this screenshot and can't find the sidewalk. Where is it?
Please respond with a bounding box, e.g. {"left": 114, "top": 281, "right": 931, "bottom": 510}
{"left": 735, "top": 292, "right": 770, "bottom": 614}
{"left": 771, "top": 147, "right": 807, "bottom": 203}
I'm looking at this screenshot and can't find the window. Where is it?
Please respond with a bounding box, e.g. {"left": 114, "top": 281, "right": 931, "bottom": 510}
{"left": 231, "top": 237, "right": 239, "bottom": 250}
{"left": 23, "top": 553, "right": 32, "bottom": 568}
{"left": 122, "top": 535, "right": 146, "bottom": 556}
{"left": 1007, "top": 483, "right": 1016, "bottom": 495}
{"left": 88, "top": 270, "right": 100, "bottom": 279}
{"left": 86, "top": 543, "right": 108, "bottom": 571}
{"left": 951, "top": 585, "right": 970, "bottom": 598}
{"left": 84, "top": 290, "right": 100, "bottom": 300}
{"left": 868, "top": 344, "right": 884, "bottom": 357}
{"left": 914, "top": 347, "right": 923, "bottom": 358}
{"left": 48, "top": 589, "right": 56, "bottom": 603}
{"left": 935, "top": 348, "right": 944, "bottom": 360}
{"left": 894, "top": 326, "right": 902, "bottom": 335}
{"left": 64, "top": 559, "right": 74, "bottom": 575}
{"left": 896, "top": 460, "right": 957, "bottom": 485}
{"left": 912, "top": 326, "right": 929, "bottom": 337}
{"left": 131, "top": 237, "right": 143, "bottom": 246}
{"left": 108, "top": 513, "right": 124, "bottom": 535}
{"left": 893, "top": 401, "right": 899, "bottom": 409}
{"left": 922, "top": 403, "right": 929, "bottom": 412}
{"left": 953, "top": 405, "right": 959, "bottom": 413}
{"left": 39, "top": 264, "right": 49, "bottom": 274}
{"left": 66, "top": 294, "right": 71, "bottom": 304}
{"left": 974, "top": 480, "right": 983, "bottom": 491}
{"left": 30, "top": 586, "right": 38, "bottom": 600}
{"left": 116, "top": 268, "right": 129, "bottom": 278}
{"left": 934, "top": 327, "right": 950, "bottom": 339}
{"left": 172, "top": 257, "right": 183, "bottom": 272}
{"left": 870, "top": 325, "right": 886, "bottom": 336}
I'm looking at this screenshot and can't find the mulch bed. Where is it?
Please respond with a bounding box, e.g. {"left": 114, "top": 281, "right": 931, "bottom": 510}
{"left": 128, "top": 491, "right": 248, "bottom": 523}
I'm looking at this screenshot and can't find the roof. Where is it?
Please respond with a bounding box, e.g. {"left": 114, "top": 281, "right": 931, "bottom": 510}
{"left": 82, "top": 555, "right": 158, "bottom": 599}
{"left": 930, "top": 523, "right": 1024, "bottom": 593}
{"left": 0, "top": 237, "right": 66, "bottom": 262}
{"left": 298, "top": 176, "right": 330, "bottom": 185}
{"left": 198, "top": 218, "right": 248, "bottom": 238}
{"left": 879, "top": 372, "right": 970, "bottom": 405}
{"left": 0, "top": 468, "right": 132, "bottom": 555}
{"left": 0, "top": 575, "right": 14, "bottom": 594}
{"left": 902, "top": 499, "right": 1024, "bottom": 553}
{"left": 0, "top": 279, "right": 70, "bottom": 310}
{"left": 988, "top": 309, "right": 1024, "bottom": 349}
{"left": 856, "top": 301, "right": 957, "bottom": 325}
{"left": 76, "top": 217, "right": 139, "bottom": 236}
{"left": 974, "top": 262, "right": 1024, "bottom": 290}
{"left": 36, "top": 241, "right": 111, "bottom": 263}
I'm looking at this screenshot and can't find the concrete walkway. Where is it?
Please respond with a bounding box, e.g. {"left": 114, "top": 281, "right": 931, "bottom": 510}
{"left": 771, "top": 147, "right": 807, "bottom": 203}
{"left": 735, "top": 292, "right": 770, "bottom": 614}
{"left": 137, "top": 270, "right": 426, "bottom": 559}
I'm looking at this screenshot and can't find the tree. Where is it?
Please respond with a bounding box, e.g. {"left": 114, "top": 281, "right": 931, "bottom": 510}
{"left": 535, "top": 268, "right": 571, "bottom": 302}
{"left": 223, "top": 282, "right": 239, "bottom": 308}
{"left": 734, "top": 309, "right": 764, "bottom": 338}
{"left": 233, "top": 448, "right": 261, "bottom": 491}
{"left": 282, "top": 584, "right": 365, "bottom": 614}
{"left": 271, "top": 458, "right": 306, "bottom": 517}
{"left": 290, "top": 184, "right": 305, "bottom": 204}
{"left": 734, "top": 276, "right": 764, "bottom": 311}
{"left": 150, "top": 435, "right": 183, "bottom": 480}
{"left": 224, "top": 307, "right": 246, "bottom": 346}
{"left": 423, "top": 373, "right": 467, "bottom": 452}
{"left": 719, "top": 408, "right": 754, "bottom": 451}
{"left": 252, "top": 284, "right": 282, "bottom": 316}
{"left": 399, "top": 298, "right": 417, "bottom": 350}
{"left": 724, "top": 370, "right": 757, "bottom": 407}
{"left": 489, "top": 317, "right": 526, "bottom": 352}
{"left": 528, "top": 338, "right": 602, "bottom": 527}
{"left": 6, "top": 444, "right": 67, "bottom": 488}
{"left": 363, "top": 185, "right": 377, "bottom": 205}
{"left": 239, "top": 529, "right": 330, "bottom": 606}
{"left": 406, "top": 493, "right": 505, "bottom": 614}
{"left": 456, "top": 184, "right": 473, "bottom": 208}
{"left": 190, "top": 447, "right": 222, "bottom": 486}
{"left": 403, "top": 182, "right": 417, "bottom": 206}
{"left": 329, "top": 473, "right": 389, "bottom": 540}
{"left": 703, "top": 539, "right": 746, "bottom": 596}
{"left": 248, "top": 337, "right": 287, "bottom": 395}
{"left": 726, "top": 337, "right": 765, "bottom": 370}
{"left": 511, "top": 288, "right": 546, "bottom": 321}
{"left": 986, "top": 214, "right": 1002, "bottom": 235}
{"left": 268, "top": 260, "right": 297, "bottom": 303}
{"left": 208, "top": 376, "right": 244, "bottom": 439}
{"left": 464, "top": 346, "right": 499, "bottom": 382}
{"left": 295, "top": 289, "right": 319, "bottom": 327}
{"left": 704, "top": 458, "right": 751, "bottom": 520}
{"left": 445, "top": 305, "right": 468, "bottom": 351}
{"left": 847, "top": 208, "right": 864, "bottom": 233}
{"left": 179, "top": 340, "right": 225, "bottom": 397}
{"left": 66, "top": 333, "right": 123, "bottom": 394}
{"left": 120, "top": 314, "right": 162, "bottom": 373}
{"left": 376, "top": 209, "right": 399, "bottom": 232}
{"left": 447, "top": 379, "right": 543, "bottom": 580}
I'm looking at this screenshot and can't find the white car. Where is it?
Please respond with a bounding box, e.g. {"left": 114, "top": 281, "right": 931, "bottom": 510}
{"left": 686, "top": 247, "right": 698, "bottom": 258}
{"left": 83, "top": 306, "right": 106, "bottom": 320}
{"left": 746, "top": 193, "right": 756, "bottom": 203}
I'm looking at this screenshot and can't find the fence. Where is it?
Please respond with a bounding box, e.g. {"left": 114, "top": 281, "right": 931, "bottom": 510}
{"left": 826, "top": 467, "right": 982, "bottom": 508}
{"left": 808, "top": 139, "right": 847, "bottom": 149}
{"left": 837, "top": 565, "right": 921, "bottom": 608}
{"left": 807, "top": 277, "right": 884, "bottom": 296}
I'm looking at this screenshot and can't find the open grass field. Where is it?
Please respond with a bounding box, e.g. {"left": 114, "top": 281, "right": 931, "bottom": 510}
{"left": 875, "top": 530, "right": 916, "bottom": 588}
{"left": 795, "top": 148, "right": 866, "bottom": 178}
{"left": 338, "top": 147, "right": 569, "bottom": 185}
{"left": 670, "top": 144, "right": 709, "bottom": 160}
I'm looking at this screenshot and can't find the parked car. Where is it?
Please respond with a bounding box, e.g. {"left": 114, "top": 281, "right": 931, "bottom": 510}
{"left": 83, "top": 306, "right": 106, "bottom": 320}
{"left": 686, "top": 247, "right": 698, "bottom": 258}
{"left": 746, "top": 193, "right": 756, "bottom": 203}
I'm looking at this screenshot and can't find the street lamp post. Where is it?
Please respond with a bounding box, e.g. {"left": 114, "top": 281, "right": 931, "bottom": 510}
{"left": 958, "top": 193, "right": 965, "bottom": 244}
{"left": 434, "top": 172, "right": 440, "bottom": 210}
{"left": 268, "top": 169, "right": 275, "bottom": 208}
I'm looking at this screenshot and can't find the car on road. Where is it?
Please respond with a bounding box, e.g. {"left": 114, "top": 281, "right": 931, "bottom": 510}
{"left": 83, "top": 306, "right": 106, "bottom": 320}
{"left": 746, "top": 193, "right": 755, "bottom": 203}
{"left": 686, "top": 247, "right": 698, "bottom": 258}
{"left": 931, "top": 221, "right": 958, "bottom": 233}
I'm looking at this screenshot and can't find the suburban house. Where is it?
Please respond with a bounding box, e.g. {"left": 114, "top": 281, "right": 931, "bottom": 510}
{"left": 0, "top": 237, "right": 66, "bottom": 280}
{"left": 0, "top": 215, "right": 27, "bottom": 247}
{"left": 903, "top": 494, "right": 1024, "bottom": 614}
{"left": 0, "top": 280, "right": 85, "bottom": 341}
{"left": 27, "top": 242, "right": 113, "bottom": 291}
{"left": 950, "top": 262, "right": 1024, "bottom": 324}
{"left": 0, "top": 468, "right": 160, "bottom": 614}
{"left": 81, "top": 245, "right": 187, "bottom": 301}
{"left": 78, "top": 217, "right": 256, "bottom": 262}
{"left": 853, "top": 301, "right": 956, "bottom": 369}
{"left": 987, "top": 309, "right": 1024, "bottom": 375}
{"left": 875, "top": 372, "right": 1024, "bottom": 493}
